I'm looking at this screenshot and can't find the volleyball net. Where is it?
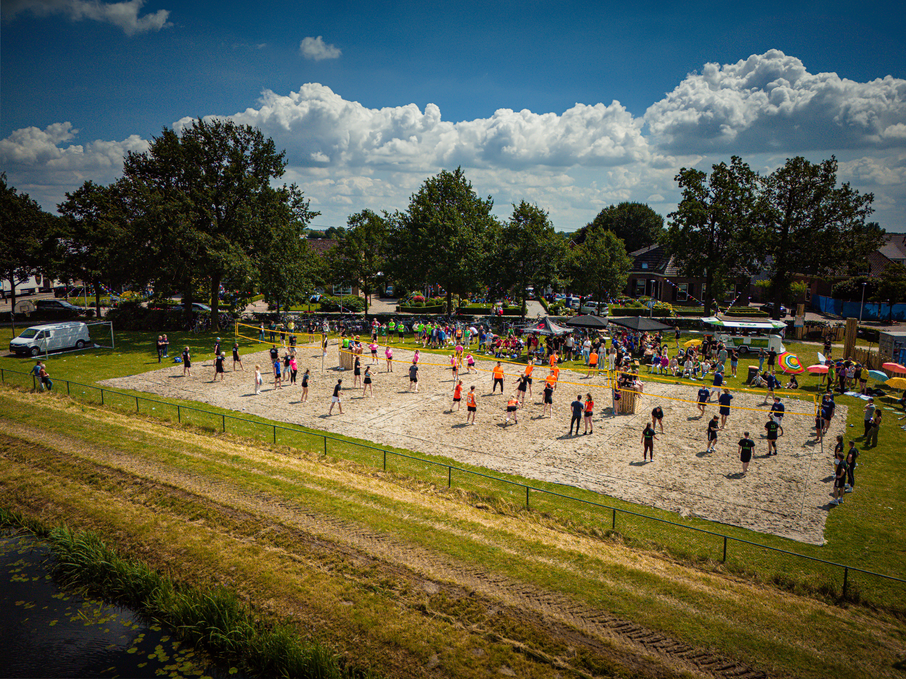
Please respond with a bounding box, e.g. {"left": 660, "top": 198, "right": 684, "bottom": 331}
{"left": 235, "top": 321, "right": 325, "bottom": 349}
{"left": 334, "top": 344, "right": 820, "bottom": 418}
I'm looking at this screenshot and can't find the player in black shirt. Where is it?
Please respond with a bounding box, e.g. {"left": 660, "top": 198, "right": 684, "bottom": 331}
{"left": 738, "top": 432, "right": 755, "bottom": 475}
{"left": 641, "top": 424, "right": 657, "bottom": 461}
{"left": 764, "top": 419, "right": 783, "bottom": 455}
{"left": 706, "top": 415, "right": 719, "bottom": 453}
{"left": 651, "top": 406, "right": 664, "bottom": 433}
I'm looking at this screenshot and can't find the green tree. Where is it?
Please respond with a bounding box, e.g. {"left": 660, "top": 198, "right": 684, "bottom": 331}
{"left": 665, "top": 157, "right": 761, "bottom": 315}
{"left": 254, "top": 184, "right": 322, "bottom": 314}
{"left": 327, "top": 210, "right": 390, "bottom": 317}
{"left": 759, "top": 156, "right": 879, "bottom": 320}
{"left": 496, "top": 201, "right": 566, "bottom": 318}
{"left": 388, "top": 168, "right": 497, "bottom": 314}
{"left": 567, "top": 228, "right": 631, "bottom": 305}
{"left": 0, "top": 174, "right": 58, "bottom": 312}
{"left": 120, "top": 118, "right": 301, "bottom": 330}
{"left": 872, "top": 263, "right": 906, "bottom": 323}
{"left": 57, "top": 180, "right": 140, "bottom": 314}
{"left": 575, "top": 202, "right": 664, "bottom": 253}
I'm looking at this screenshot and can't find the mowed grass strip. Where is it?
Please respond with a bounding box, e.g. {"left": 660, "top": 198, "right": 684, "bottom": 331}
{"left": 2, "top": 390, "right": 906, "bottom": 678}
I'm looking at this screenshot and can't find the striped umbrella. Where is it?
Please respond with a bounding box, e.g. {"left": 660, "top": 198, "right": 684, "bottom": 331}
{"left": 778, "top": 352, "right": 804, "bottom": 374}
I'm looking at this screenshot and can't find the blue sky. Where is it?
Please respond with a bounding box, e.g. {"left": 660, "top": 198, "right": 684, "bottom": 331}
{"left": 2, "top": 0, "right": 905, "bottom": 232}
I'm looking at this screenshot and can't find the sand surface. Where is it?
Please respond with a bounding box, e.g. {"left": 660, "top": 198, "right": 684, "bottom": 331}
{"left": 100, "top": 342, "right": 847, "bottom": 544}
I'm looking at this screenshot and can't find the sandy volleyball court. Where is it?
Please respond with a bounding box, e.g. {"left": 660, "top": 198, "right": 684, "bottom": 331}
{"left": 100, "top": 341, "right": 847, "bottom": 544}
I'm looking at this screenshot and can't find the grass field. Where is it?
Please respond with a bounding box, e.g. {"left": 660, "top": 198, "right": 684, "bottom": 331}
{"left": 2, "top": 324, "right": 905, "bottom": 677}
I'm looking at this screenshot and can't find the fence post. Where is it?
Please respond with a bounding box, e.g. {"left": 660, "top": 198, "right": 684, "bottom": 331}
{"left": 612, "top": 507, "right": 616, "bottom": 530}
{"left": 66, "top": 381, "right": 70, "bottom": 396}
{"left": 136, "top": 396, "right": 139, "bottom": 413}
{"left": 843, "top": 567, "right": 849, "bottom": 598}
{"left": 722, "top": 536, "right": 728, "bottom": 563}
{"left": 273, "top": 426, "right": 276, "bottom": 445}
{"left": 222, "top": 414, "right": 226, "bottom": 433}
{"left": 383, "top": 450, "right": 387, "bottom": 471}
{"left": 525, "top": 486, "right": 530, "bottom": 510}
{"left": 323, "top": 437, "right": 327, "bottom": 456}
{"left": 448, "top": 466, "right": 452, "bottom": 488}
{"left": 100, "top": 389, "right": 104, "bottom": 406}
{"left": 1, "top": 368, "right": 4, "bottom": 383}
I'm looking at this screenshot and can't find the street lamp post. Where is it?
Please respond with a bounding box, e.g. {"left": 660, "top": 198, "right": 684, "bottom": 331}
{"left": 859, "top": 281, "right": 867, "bottom": 323}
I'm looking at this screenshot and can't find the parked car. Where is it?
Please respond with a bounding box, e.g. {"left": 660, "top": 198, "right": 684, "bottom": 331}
{"left": 34, "top": 299, "right": 85, "bottom": 316}
{"left": 9, "top": 321, "right": 91, "bottom": 356}
{"left": 309, "top": 293, "right": 323, "bottom": 303}
{"left": 579, "top": 300, "right": 609, "bottom": 316}
{"left": 170, "top": 302, "right": 212, "bottom": 313}
{"left": 383, "top": 286, "right": 394, "bottom": 298}
{"left": 758, "top": 303, "right": 788, "bottom": 317}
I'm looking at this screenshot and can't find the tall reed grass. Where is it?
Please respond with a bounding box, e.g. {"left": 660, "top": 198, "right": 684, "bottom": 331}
{"left": 1, "top": 509, "right": 372, "bottom": 679}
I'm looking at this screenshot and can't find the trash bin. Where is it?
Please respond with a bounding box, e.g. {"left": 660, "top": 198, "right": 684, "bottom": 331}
{"left": 746, "top": 366, "right": 759, "bottom": 385}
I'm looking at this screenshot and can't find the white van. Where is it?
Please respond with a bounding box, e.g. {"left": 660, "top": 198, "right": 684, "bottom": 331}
{"left": 9, "top": 322, "right": 92, "bottom": 357}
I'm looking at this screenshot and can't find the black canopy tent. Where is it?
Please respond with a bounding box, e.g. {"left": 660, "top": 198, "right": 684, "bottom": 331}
{"left": 606, "top": 316, "right": 674, "bottom": 332}
{"left": 519, "top": 317, "right": 571, "bottom": 336}
{"left": 564, "top": 315, "right": 610, "bottom": 329}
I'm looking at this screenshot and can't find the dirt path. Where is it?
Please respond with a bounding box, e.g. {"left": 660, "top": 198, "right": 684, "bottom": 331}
{"left": 100, "top": 342, "right": 847, "bottom": 544}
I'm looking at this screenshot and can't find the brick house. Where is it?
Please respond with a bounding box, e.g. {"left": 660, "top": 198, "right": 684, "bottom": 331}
{"left": 623, "top": 244, "right": 710, "bottom": 304}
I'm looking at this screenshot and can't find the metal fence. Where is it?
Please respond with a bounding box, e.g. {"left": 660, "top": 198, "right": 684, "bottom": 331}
{"left": 2, "top": 366, "right": 904, "bottom": 602}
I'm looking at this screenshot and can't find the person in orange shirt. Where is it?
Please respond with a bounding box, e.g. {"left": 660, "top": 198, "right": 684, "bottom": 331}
{"left": 505, "top": 393, "right": 520, "bottom": 425}
{"left": 523, "top": 358, "right": 535, "bottom": 399}
{"left": 452, "top": 379, "right": 463, "bottom": 412}
{"left": 551, "top": 365, "right": 560, "bottom": 384}
{"left": 587, "top": 350, "right": 598, "bottom": 378}
{"left": 492, "top": 362, "right": 505, "bottom": 393}
{"left": 466, "top": 386, "right": 477, "bottom": 424}
{"left": 583, "top": 392, "right": 594, "bottom": 434}
{"left": 549, "top": 352, "right": 558, "bottom": 368}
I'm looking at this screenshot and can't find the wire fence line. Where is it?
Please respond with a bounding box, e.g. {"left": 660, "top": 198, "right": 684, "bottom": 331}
{"left": 1, "top": 366, "right": 903, "bottom": 602}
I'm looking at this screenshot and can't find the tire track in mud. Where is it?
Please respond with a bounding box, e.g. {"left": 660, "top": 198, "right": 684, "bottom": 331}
{"left": 0, "top": 415, "right": 768, "bottom": 679}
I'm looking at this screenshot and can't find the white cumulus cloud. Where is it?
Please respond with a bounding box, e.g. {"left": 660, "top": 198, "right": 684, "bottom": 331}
{"left": 299, "top": 36, "right": 341, "bottom": 61}
{"left": 2, "top": 0, "right": 171, "bottom": 35}
{"left": 178, "top": 83, "right": 653, "bottom": 173}
{"left": 5, "top": 52, "right": 906, "bottom": 232}
{"left": 645, "top": 50, "right": 906, "bottom": 154}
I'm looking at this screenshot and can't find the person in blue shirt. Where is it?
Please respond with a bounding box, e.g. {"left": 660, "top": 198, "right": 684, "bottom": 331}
{"left": 718, "top": 388, "right": 734, "bottom": 429}
{"left": 709, "top": 367, "right": 724, "bottom": 401}
{"left": 821, "top": 389, "right": 836, "bottom": 435}
{"left": 696, "top": 386, "right": 710, "bottom": 416}
{"left": 770, "top": 397, "right": 785, "bottom": 425}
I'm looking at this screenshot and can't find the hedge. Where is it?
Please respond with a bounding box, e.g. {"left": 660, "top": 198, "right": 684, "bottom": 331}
{"left": 398, "top": 305, "right": 445, "bottom": 314}
{"left": 724, "top": 309, "right": 770, "bottom": 317}
{"left": 319, "top": 295, "right": 365, "bottom": 312}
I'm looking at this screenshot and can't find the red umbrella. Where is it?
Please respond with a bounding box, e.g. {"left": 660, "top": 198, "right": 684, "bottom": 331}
{"left": 806, "top": 364, "right": 829, "bottom": 374}
{"left": 882, "top": 362, "right": 906, "bottom": 373}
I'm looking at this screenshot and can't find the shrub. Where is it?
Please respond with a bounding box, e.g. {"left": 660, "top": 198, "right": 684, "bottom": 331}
{"left": 319, "top": 295, "right": 366, "bottom": 313}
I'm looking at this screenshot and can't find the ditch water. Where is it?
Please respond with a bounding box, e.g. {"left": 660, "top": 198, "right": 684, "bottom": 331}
{"left": 0, "top": 531, "right": 246, "bottom": 679}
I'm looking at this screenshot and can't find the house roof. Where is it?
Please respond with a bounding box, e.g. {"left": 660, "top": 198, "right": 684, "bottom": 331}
{"left": 306, "top": 238, "right": 336, "bottom": 256}
{"left": 627, "top": 243, "right": 686, "bottom": 278}
{"left": 878, "top": 233, "right": 906, "bottom": 264}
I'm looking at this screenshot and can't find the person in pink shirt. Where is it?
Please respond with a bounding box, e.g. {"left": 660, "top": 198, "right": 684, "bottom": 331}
{"left": 385, "top": 345, "right": 393, "bottom": 372}
{"left": 369, "top": 342, "right": 379, "bottom": 363}
{"left": 465, "top": 353, "right": 475, "bottom": 373}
